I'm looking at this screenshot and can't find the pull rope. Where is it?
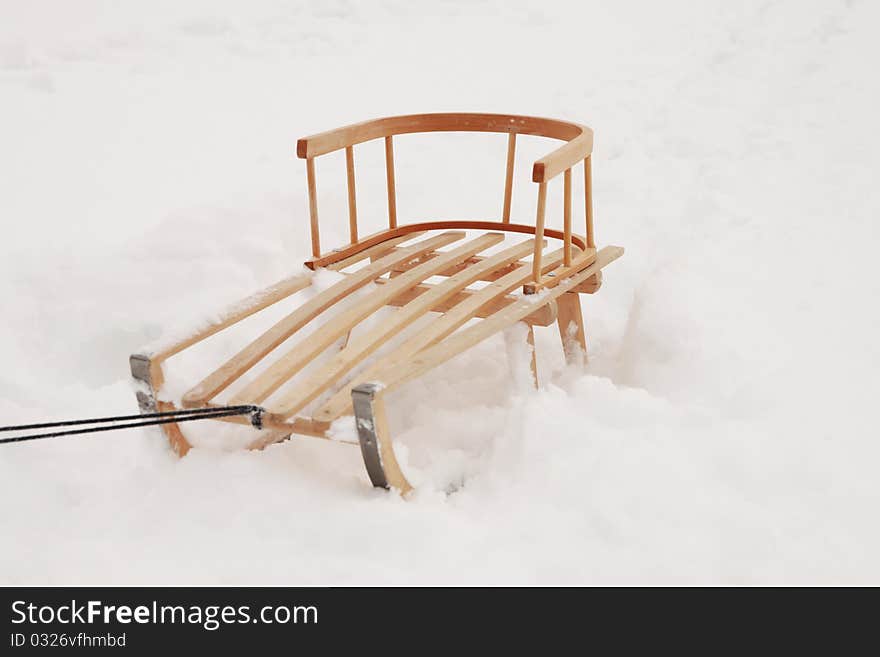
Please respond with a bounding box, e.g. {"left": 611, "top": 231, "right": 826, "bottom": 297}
{"left": 0, "top": 405, "right": 264, "bottom": 445}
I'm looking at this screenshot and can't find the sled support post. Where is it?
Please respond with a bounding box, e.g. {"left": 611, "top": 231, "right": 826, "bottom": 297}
{"left": 502, "top": 132, "right": 516, "bottom": 222}
{"left": 385, "top": 136, "right": 397, "bottom": 229}
{"left": 345, "top": 146, "right": 358, "bottom": 243}
{"left": 533, "top": 182, "right": 547, "bottom": 284}
{"left": 556, "top": 292, "right": 587, "bottom": 365}
{"left": 527, "top": 324, "right": 539, "bottom": 388}
{"left": 352, "top": 382, "right": 412, "bottom": 494}
{"left": 129, "top": 354, "right": 192, "bottom": 456}
{"left": 584, "top": 155, "right": 594, "bottom": 249}
{"left": 306, "top": 157, "right": 320, "bottom": 257}
{"left": 563, "top": 167, "right": 572, "bottom": 266}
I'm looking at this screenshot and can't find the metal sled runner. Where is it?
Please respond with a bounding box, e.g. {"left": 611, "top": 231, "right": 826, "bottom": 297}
{"left": 130, "top": 113, "right": 624, "bottom": 493}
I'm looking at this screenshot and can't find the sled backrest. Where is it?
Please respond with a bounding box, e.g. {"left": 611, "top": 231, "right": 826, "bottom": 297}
{"left": 296, "top": 113, "right": 596, "bottom": 285}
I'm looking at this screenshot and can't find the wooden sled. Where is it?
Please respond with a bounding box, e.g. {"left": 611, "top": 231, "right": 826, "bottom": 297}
{"left": 130, "top": 113, "right": 624, "bottom": 494}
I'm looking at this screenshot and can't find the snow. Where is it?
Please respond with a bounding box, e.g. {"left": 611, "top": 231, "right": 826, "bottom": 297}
{"left": 1, "top": 0, "right": 879, "bottom": 584}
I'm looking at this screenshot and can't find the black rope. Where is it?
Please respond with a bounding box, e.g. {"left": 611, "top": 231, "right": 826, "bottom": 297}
{"left": 0, "top": 405, "right": 264, "bottom": 446}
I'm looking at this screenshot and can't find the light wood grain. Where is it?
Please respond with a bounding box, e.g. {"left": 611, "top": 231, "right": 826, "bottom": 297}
{"left": 386, "top": 251, "right": 526, "bottom": 282}
{"left": 313, "top": 246, "right": 571, "bottom": 423}
{"left": 151, "top": 272, "right": 313, "bottom": 365}
{"left": 234, "top": 233, "right": 505, "bottom": 409}
{"left": 379, "top": 280, "right": 558, "bottom": 325}
{"left": 365, "top": 246, "right": 624, "bottom": 394}
{"left": 345, "top": 145, "right": 358, "bottom": 243}
{"left": 384, "top": 136, "right": 397, "bottom": 229}
{"left": 181, "top": 231, "right": 466, "bottom": 406}
{"left": 268, "top": 239, "right": 537, "bottom": 418}
{"left": 306, "top": 157, "right": 320, "bottom": 257}
{"left": 304, "top": 221, "right": 587, "bottom": 270}
{"left": 532, "top": 182, "right": 548, "bottom": 284}
{"left": 347, "top": 246, "right": 623, "bottom": 495}
{"left": 297, "top": 113, "right": 593, "bottom": 270}
{"left": 327, "top": 231, "right": 427, "bottom": 271}
{"left": 502, "top": 132, "right": 516, "bottom": 222}
{"left": 296, "top": 114, "right": 591, "bottom": 185}
{"left": 585, "top": 155, "right": 595, "bottom": 249}
{"left": 522, "top": 246, "right": 596, "bottom": 295}
{"left": 142, "top": 233, "right": 430, "bottom": 413}
{"left": 563, "top": 167, "right": 572, "bottom": 267}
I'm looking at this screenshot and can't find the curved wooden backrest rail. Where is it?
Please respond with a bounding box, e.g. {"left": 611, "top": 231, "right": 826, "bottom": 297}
{"left": 296, "top": 113, "right": 591, "bottom": 176}
{"left": 296, "top": 113, "right": 595, "bottom": 279}
{"left": 305, "top": 221, "right": 587, "bottom": 270}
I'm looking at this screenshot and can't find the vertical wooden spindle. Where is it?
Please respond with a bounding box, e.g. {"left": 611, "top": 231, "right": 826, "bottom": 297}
{"left": 532, "top": 182, "right": 547, "bottom": 285}
{"left": 306, "top": 157, "right": 320, "bottom": 257}
{"left": 502, "top": 132, "right": 516, "bottom": 222}
{"left": 563, "top": 167, "right": 572, "bottom": 266}
{"left": 345, "top": 146, "right": 358, "bottom": 243}
{"left": 384, "top": 136, "right": 397, "bottom": 229}
{"left": 584, "top": 155, "right": 594, "bottom": 249}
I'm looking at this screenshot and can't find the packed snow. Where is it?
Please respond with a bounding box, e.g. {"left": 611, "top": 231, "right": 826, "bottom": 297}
{"left": 1, "top": 0, "right": 878, "bottom": 584}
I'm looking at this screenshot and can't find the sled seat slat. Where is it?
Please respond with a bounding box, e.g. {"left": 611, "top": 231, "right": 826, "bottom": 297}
{"left": 379, "top": 280, "right": 558, "bottom": 324}
{"left": 230, "top": 233, "right": 505, "bottom": 407}
{"left": 267, "top": 238, "right": 540, "bottom": 419}
{"left": 182, "top": 231, "right": 466, "bottom": 407}
{"left": 146, "top": 231, "right": 428, "bottom": 371}
{"left": 383, "top": 250, "right": 530, "bottom": 282}
{"left": 313, "top": 244, "right": 574, "bottom": 423}
{"left": 367, "top": 246, "right": 623, "bottom": 394}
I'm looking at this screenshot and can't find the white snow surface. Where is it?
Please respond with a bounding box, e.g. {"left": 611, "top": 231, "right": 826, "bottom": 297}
{"left": 1, "top": 0, "right": 879, "bottom": 584}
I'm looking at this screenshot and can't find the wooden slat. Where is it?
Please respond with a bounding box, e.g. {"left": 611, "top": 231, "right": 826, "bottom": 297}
{"left": 269, "top": 239, "right": 539, "bottom": 418}
{"left": 151, "top": 273, "right": 314, "bottom": 364}
{"left": 380, "top": 280, "right": 557, "bottom": 325}
{"left": 365, "top": 246, "right": 624, "bottom": 395}
{"left": 532, "top": 182, "right": 547, "bottom": 284}
{"left": 313, "top": 247, "right": 572, "bottom": 423}
{"left": 563, "top": 168, "right": 572, "bottom": 266}
{"left": 385, "top": 136, "right": 397, "bottom": 229}
{"left": 181, "top": 231, "right": 466, "bottom": 406}
{"left": 522, "top": 246, "right": 596, "bottom": 295}
{"left": 193, "top": 405, "right": 345, "bottom": 442}
{"left": 146, "top": 234, "right": 428, "bottom": 373}
{"left": 345, "top": 146, "right": 358, "bottom": 243}
{"left": 387, "top": 251, "right": 526, "bottom": 282}
{"left": 327, "top": 231, "right": 427, "bottom": 271}
{"left": 306, "top": 157, "right": 320, "bottom": 257}
{"left": 502, "top": 133, "right": 516, "bottom": 222}
{"left": 585, "top": 155, "right": 595, "bottom": 248}
{"left": 234, "top": 233, "right": 505, "bottom": 408}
